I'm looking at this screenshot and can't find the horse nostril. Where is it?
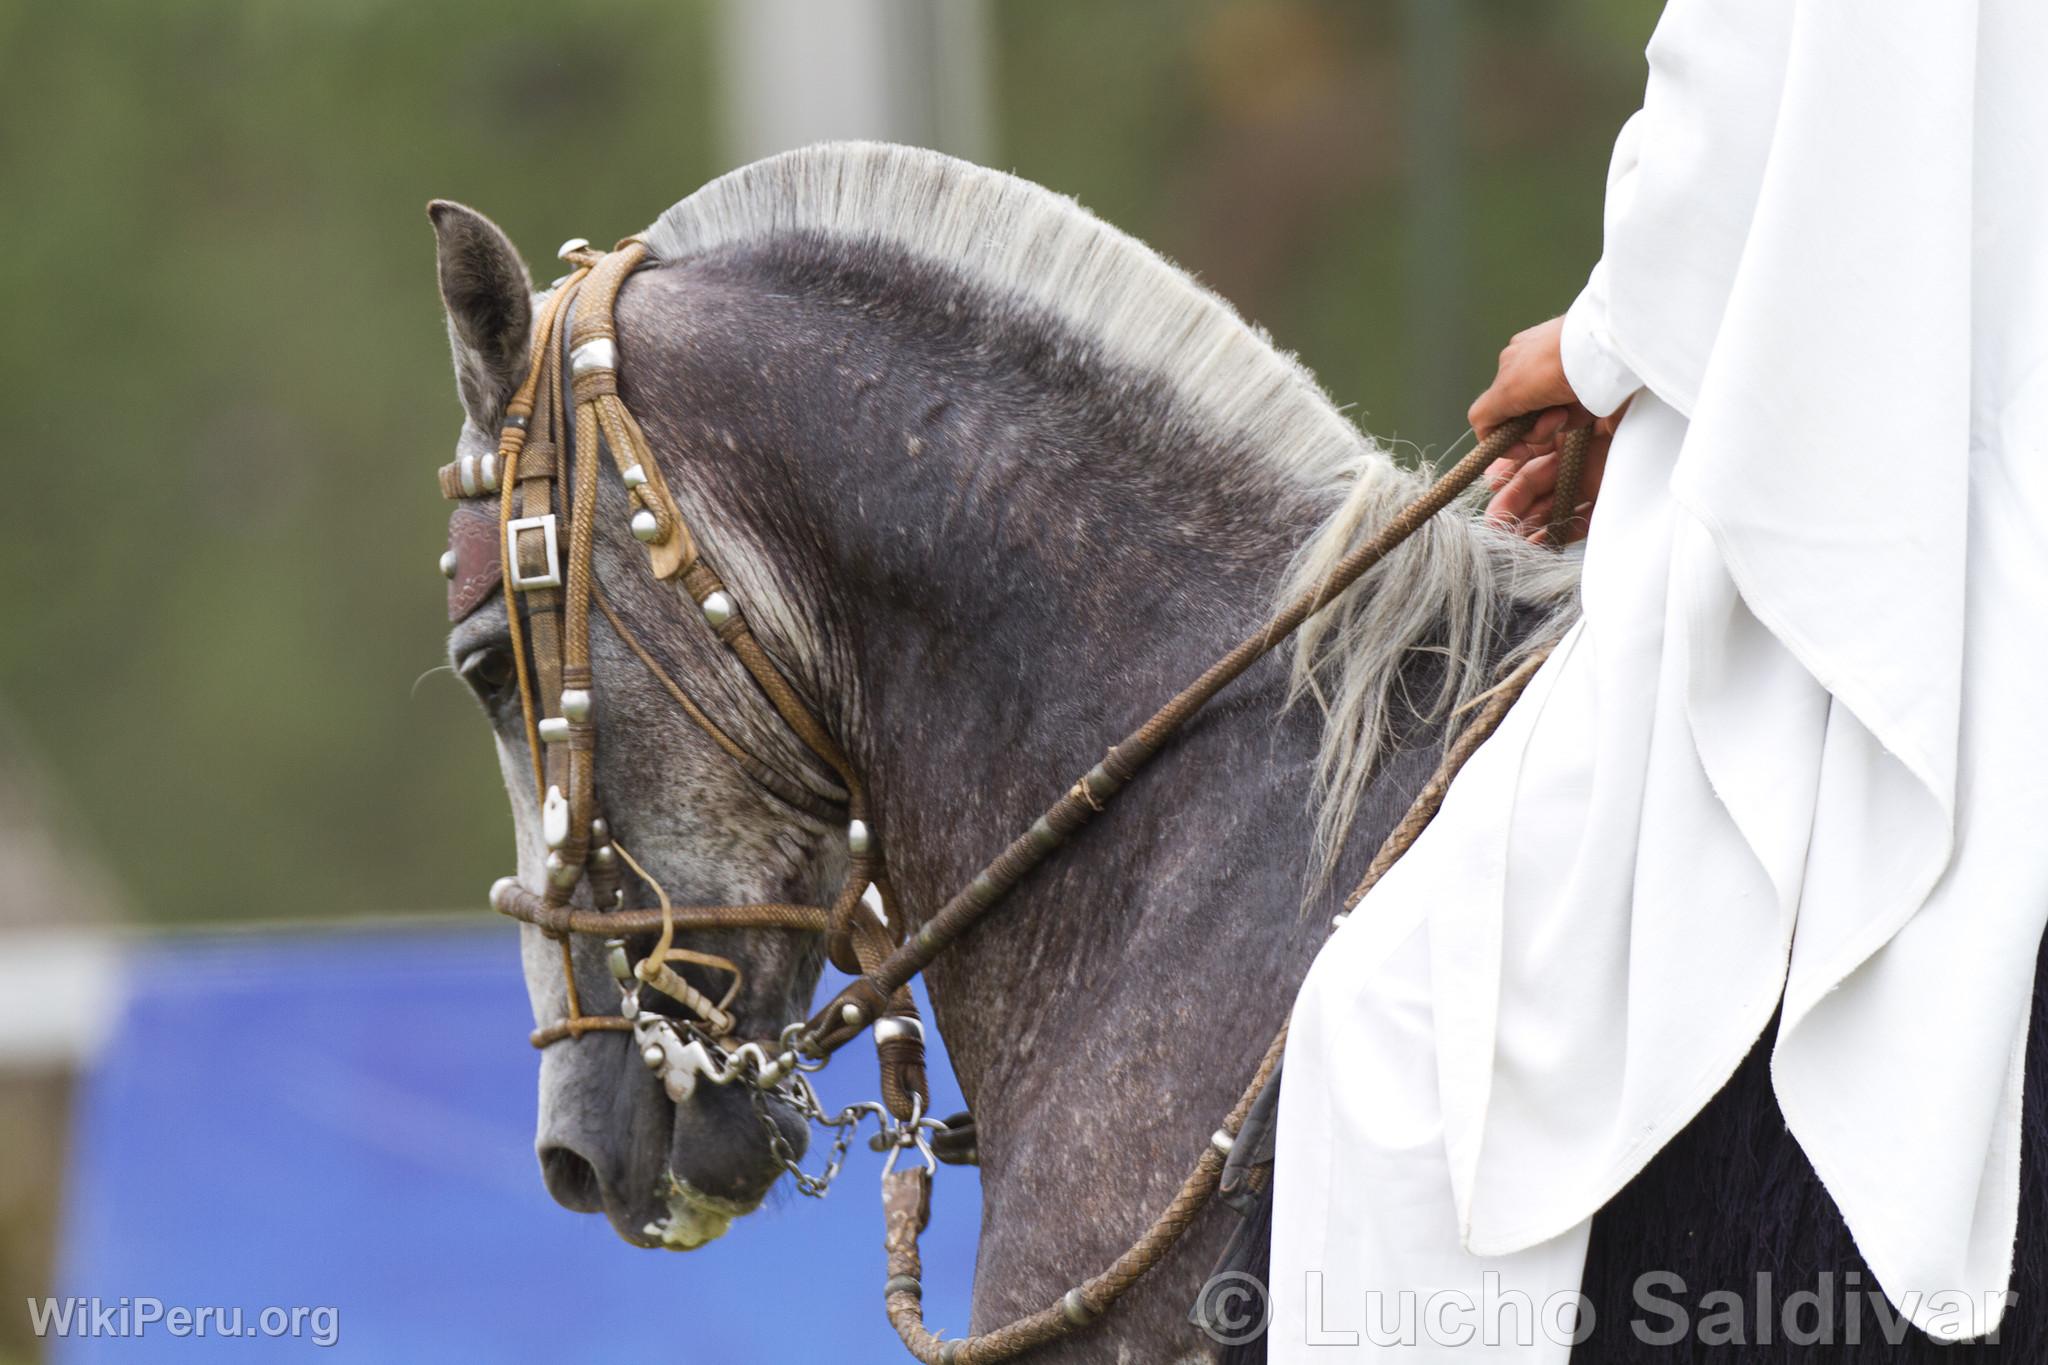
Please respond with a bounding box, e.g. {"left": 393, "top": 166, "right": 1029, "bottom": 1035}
{"left": 539, "top": 1143, "right": 605, "bottom": 1214}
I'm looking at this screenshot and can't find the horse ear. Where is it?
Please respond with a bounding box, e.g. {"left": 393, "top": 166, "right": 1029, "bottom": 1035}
{"left": 427, "top": 200, "right": 534, "bottom": 427}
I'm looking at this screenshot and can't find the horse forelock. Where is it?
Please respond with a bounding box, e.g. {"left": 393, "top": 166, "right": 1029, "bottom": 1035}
{"left": 639, "top": 141, "right": 1580, "bottom": 876}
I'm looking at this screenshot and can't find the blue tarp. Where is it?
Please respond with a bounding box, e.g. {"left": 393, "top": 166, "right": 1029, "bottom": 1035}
{"left": 53, "top": 925, "right": 980, "bottom": 1362}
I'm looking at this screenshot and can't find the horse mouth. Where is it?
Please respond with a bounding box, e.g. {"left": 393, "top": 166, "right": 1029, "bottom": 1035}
{"left": 533, "top": 1020, "right": 808, "bottom": 1248}
{"left": 638, "top": 1175, "right": 755, "bottom": 1251}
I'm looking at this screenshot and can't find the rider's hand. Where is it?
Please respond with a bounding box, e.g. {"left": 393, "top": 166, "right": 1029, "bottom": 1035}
{"left": 1467, "top": 316, "right": 1623, "bottom": 544}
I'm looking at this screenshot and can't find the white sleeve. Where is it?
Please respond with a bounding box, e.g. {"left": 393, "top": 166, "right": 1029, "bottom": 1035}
{"left": 1559, "top": 110, "right": 1647, "bottom": 419}
{"left": 1560, "top": 260, "right": 1641, "bottom": 418}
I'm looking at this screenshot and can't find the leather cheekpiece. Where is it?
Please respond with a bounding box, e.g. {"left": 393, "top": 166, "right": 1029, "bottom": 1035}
{"left": 446, "top": 501, "right": 504, "bottom": 620}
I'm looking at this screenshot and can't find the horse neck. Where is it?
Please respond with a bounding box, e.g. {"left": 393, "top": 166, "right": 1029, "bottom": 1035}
{"left": 627, "top": 247, "right": 1455, "bottom": 1193}
{"left": 838, "top": 399, "right": 1341, "bottom": 1113}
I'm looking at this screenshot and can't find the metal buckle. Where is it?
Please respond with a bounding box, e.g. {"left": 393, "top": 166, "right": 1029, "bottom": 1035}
{"left": 505, "top": 514, "right": 561, "bottom": 591}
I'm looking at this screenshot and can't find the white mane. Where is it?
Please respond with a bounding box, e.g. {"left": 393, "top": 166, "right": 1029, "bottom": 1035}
{"left": 645, "top": 141, "right": 1369, "bottom": 497}
{"left": 643, "top": 143, "right": 1578, "bottom": 876}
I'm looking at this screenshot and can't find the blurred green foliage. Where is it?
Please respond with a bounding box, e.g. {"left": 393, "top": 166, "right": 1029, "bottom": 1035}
{"left": 0, "top": 0, "right": 1653, "bottom": 926}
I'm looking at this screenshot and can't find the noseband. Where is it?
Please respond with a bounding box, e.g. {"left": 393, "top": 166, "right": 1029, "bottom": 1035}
{"left": 438, "top": 234, "right": 1575, "bottom": 1364}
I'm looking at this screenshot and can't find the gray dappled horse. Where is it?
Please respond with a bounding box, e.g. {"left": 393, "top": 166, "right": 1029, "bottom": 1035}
{"left": 434, "top": 145, "right": 2048, "bottom": 1362}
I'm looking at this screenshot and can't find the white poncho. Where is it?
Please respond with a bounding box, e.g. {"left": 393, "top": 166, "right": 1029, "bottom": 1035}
{"left": 1273, "top": 0, "right": 2048, "bottom": 1355}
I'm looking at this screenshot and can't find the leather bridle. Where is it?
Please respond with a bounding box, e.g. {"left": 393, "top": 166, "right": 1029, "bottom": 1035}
{"left": 440, "top": 237, "right": 931, "bottom": 1121}
{"left": 438, "top": 234, "right": 1577, "bottom": 1363}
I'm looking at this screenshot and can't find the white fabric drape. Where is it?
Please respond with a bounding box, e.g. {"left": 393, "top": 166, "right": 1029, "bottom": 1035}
{"left": 1272, "top": 0, "right": 2048, "bottom": 1355}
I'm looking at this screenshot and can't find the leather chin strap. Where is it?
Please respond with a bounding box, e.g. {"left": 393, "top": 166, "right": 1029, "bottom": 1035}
{"left": 440, "top": 239, "right": 928, "bottom": 1122}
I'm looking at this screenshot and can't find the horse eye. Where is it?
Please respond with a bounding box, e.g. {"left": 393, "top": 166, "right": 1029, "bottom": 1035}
{"left": 459, "top": 647, "right": 517, "bottom": 703}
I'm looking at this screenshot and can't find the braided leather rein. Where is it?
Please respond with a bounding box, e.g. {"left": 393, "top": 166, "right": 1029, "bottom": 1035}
{"left": 438, "top": 235, "right": 1579, "bottom": 1362}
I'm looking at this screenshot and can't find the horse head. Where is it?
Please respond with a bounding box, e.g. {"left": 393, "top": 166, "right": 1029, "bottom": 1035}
{"left": 431, "top": 200, "right": 853, "bottom": 1251}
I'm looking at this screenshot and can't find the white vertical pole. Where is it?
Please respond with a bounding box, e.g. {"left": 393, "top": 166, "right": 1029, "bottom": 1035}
{"left": 927, "top": 0, "right": 994, "bottom": 164}
{"left": 717, "top": 0, "right": 994, "bottom": 168}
